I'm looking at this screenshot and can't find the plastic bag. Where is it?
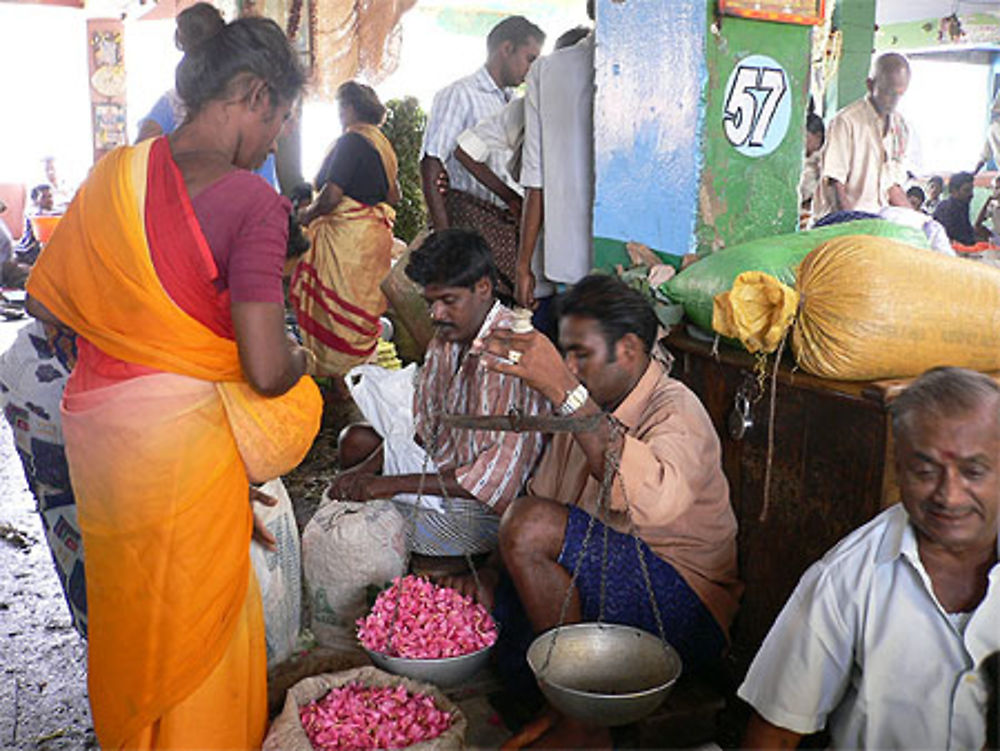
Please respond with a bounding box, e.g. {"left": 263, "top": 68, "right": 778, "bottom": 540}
{"left": 251, "top": 477, "right": 301, "bottom": 668}
{"left": 346, "top": 363, "right": 445, "bottom": 512}
{"left": 263, "top": 666, "right": 467, "bottom": 751}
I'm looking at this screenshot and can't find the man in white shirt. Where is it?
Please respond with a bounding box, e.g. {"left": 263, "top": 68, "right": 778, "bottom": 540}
{"left": 516, "top": 4, "right": 595, "bottom": 311}
{"left": 453, "top": 24, "right": 592, "bottom": 329}
{"left": 813, "top": 53, "right": 913, "bottom": 219}
{"left": 420, "top": 16, "right": 543, "bottom": 230}
{"left": 420, "top": 16, "right": 543, "bottom": 292}
{"left": 739, "top": 366, "right": 1000, "bottom": 749}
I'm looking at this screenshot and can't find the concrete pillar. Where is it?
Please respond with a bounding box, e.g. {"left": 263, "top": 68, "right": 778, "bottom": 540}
{"left": 830, "top": 0, "right": 876, "bottom": 113}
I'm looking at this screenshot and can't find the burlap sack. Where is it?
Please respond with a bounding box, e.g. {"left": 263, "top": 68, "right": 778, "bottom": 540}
{"left": 263, "top": 665, "right": 467, "bottom": 750}
{"left": 303, "top": 498, "right": 407, "bottom": 649}
{"left": 714, "top": 235, "right": 1000, "bottom": 380}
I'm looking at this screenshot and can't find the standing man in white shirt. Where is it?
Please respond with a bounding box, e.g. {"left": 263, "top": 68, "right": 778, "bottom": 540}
{"left": 420, "top": 16, "right": 544, "bottom": 288}
{"left": 516, "top": 1, "right": 595, "bottom": 315}
{"left": 739, "top": 366, "right": 1000, "bottom": 750}
{"left": 452, "top": 24, "right": 593, "bottom": 335}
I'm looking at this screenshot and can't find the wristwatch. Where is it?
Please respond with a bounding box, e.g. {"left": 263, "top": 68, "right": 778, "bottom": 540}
{"left": 557, "top": 383, "right": 589, "bottom": 416}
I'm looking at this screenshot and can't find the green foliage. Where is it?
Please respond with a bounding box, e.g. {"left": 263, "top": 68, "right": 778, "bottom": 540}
{"left": 383, "top": 97, "right": 428, "bottom": 244}
{"left": 615, "top": 266, "right": 685, "bottom": 329}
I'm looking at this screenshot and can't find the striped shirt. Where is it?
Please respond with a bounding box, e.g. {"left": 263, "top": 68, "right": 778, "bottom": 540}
{"left": 421, "top": 66, "right": 514, "bottom": 207}
{"left": 413, "top": 301, "right": 548, "bottom": 508}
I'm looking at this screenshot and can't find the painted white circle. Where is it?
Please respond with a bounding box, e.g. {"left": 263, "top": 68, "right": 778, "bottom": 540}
{"left": 722, "top": 54, "right": 791, "bottom": 158}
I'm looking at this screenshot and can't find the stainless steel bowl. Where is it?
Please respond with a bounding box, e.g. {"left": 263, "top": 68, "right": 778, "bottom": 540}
{"left": 364, "top": 642, "right": 494, "bottom": 688}
{"left": 526, "top": 623, "right": 682, "bottom": 727}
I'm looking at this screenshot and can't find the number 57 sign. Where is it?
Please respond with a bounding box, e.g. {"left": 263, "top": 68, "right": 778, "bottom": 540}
{"left": 722, "top": 55, "right": 792, "bottom": 158}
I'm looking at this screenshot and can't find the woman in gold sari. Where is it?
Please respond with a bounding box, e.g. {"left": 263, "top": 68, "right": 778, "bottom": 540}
{"left": 26, "top": 18, "right": 321, "bottom": 750}
{"left": 291, "top": 81, "right": 399, "bottom": 389}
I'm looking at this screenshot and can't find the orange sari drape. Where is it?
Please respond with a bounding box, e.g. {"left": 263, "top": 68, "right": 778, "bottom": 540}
{"left": 290, "top": 123, "right": 398, "bottom": 376}
{"left": 26, "top": 140, "right": 321, "bottom": 750}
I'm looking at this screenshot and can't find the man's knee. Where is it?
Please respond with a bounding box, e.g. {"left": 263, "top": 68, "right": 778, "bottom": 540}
{"left": 337, "top": 423, "right": 381, "bottom": 469}
{"left": 499, "top": 496, "right": 569, "bottom": 564}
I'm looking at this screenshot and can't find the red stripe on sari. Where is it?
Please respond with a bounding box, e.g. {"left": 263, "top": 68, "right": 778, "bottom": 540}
{"left": 290, "top": 277, "right": 379, "bottom": 338}
{"left": 145, "top": 137, "right": 234, "bottom": 339}
{"left": 293, "top": 306, "right": 378, "bottom": 357}
{"left": 293, "top": 261, "right": 381, "bottom": 326}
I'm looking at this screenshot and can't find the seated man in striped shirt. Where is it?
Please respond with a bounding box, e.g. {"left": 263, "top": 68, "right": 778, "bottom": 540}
{"left": 329, "top": 228, "right": 549, "bottom": 557}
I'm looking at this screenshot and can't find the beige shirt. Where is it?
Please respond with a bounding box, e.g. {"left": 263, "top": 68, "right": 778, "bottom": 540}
{"left": 814, "top": 96, "right": 909, "bottom": 217}
{"left": 527, "top": 360, "right": 742, "bottom": 632}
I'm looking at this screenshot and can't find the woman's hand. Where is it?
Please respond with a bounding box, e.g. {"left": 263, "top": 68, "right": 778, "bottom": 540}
{"left": 249, "top": 486, "right": 278, "bottom": 551}
{"left": 232, "top": 302, "right": 308, "bottom": 396}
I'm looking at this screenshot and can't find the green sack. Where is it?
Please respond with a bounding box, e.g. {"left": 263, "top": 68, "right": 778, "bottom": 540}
{"left": 663, "top": 219, "right": 930, "bottom": 333}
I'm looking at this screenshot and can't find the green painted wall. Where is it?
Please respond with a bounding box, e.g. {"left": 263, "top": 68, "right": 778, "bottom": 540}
{"left": 696, "top": 17, "right": 811, "bottom": 254}
{"left": 875, "top": 13, "right": 1000, "bottom": 51}
{"left": 832, "top": 0, "right": 876, "bottom": 112}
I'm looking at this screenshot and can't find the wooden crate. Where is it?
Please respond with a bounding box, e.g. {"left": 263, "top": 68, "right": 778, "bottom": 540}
{"left": 664, "top": 330, "right": 906, "bottom": 673}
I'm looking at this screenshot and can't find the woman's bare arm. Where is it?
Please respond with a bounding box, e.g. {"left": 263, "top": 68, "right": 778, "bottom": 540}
{"left": 230, "top": 301, "right": 308, "bottom": 396}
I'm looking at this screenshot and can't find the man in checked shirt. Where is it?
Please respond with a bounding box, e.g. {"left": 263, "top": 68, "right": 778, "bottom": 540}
{"left": 419, "top": 16, "right": 544, "bottom": 292}
{"left": 329, "top": 229, "right": 549, "bottom": 557}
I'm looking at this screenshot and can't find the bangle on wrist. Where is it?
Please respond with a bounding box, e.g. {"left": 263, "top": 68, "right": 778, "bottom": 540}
{"left": 557, "top": 383, "right": 589, "bottom": 416}
{"left": 299, "top": 346, "right": 317, "bottom": 376}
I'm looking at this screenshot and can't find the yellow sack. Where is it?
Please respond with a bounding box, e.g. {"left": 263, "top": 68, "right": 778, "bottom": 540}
{"left": 714, "top": 235, "right": 1000, "bottom": 380}
{"left": 217, "top": 377, "right": 323, "bottom": 483}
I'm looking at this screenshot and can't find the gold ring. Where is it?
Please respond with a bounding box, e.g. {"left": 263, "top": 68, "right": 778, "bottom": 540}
{"left": 508, "top": 349, "right": 522, "bottom": 364}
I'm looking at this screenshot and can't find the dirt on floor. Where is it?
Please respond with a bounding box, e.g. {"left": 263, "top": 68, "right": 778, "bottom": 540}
{"left": 0, "top": 383, "right": 95, "bottom": 749}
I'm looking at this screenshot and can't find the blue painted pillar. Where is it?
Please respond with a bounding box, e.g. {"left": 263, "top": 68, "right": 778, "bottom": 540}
{"left": 592, "top": 0, "right": 707, "bottom": 268}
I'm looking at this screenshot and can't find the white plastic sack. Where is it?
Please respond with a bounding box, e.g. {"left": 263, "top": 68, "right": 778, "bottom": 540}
{"left": 263, "top": 666, "right": 467, "bottom": 751}
{"left": 303, "top": 498, "right": 407, "bottom": 649}
{"left": 346, "top": 363, "right": 446, "bottom": 512}
{"left": 251, "top": 478, "right": 301, "bottom": 668}
{"left": 879, "top": 206, "right": 955, "bottom": 256}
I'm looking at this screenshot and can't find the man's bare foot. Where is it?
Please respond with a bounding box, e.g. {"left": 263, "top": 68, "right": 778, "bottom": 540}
{"left": 502, "top": 711, "right": 611, "bottom": 750}
{"left": 529, "top": 714, "right": 611, "bottom": 750}
{"left": 436, "top": 567, "right": 499, "bottom": 610}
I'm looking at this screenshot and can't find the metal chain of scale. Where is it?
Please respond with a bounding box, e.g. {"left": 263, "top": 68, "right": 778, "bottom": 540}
{"left": 378, "top": 404, "right": 670, "bottom": 670}
{"left": 383, "top": 419, "right": 485, "bottom": 657}
{"left": 536, "top": 415, "right": 670, "bottom": 677}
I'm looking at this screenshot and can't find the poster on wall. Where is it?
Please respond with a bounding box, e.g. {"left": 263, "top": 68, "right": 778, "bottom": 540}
{"left": 94, "top": 104, "right": 127, "bottom": 151}
{"left": 719, "top": 0, "right": 824, "bottom": 26}
{"left": 87, "top": 19, "right": 126, "bottom": 164}
{"left": 722, "top": 55, "right": 791, "bottom": 158}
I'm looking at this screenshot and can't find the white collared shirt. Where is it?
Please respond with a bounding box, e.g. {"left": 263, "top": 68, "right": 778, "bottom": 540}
{"left": 421, "top": 66, "right": 514, "bottom": 206}
{"left": 738, "top": 504, "right": 999, "bottom": 750}
{"left": 521, "top": 33, "right": 594, "bottom": 286}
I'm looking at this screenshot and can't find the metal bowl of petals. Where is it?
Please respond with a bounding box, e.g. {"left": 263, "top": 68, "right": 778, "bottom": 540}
{"left": 358, "top": 575, "right": 499, "bottom": 688}
{"left": 365, "top": 643, "right": 494, "bottom": 688}
{"left": 527, "top": 623, "right": 682, "bottom": 726}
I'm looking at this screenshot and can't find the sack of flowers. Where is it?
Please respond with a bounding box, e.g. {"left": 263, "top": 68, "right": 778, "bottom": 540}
{"left": 263, "top": 665, "right": 467, "bottom": 751}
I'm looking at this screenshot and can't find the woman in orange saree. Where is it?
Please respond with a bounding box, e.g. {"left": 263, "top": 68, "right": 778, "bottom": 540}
{"left": 26, "top": 18, "right": 320, "bottom": 750}
{"left": 291, "top": 81, "right": 400, "bottom": 382}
